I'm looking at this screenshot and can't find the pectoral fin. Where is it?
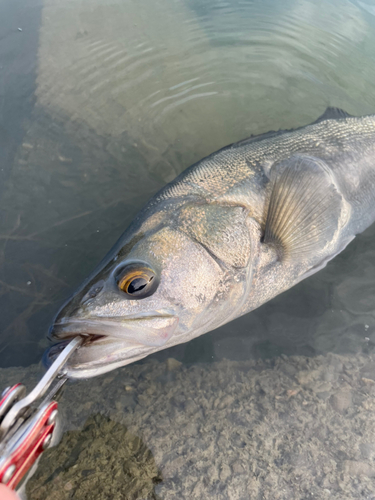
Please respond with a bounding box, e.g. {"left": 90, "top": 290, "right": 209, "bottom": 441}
{"left": 263, "top": 155, "right": 345, "bottom": 261}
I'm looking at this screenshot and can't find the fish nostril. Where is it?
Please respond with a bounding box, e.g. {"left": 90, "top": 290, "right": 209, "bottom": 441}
{"left": 81, "top": 281, "right": 105, "bottom": 304}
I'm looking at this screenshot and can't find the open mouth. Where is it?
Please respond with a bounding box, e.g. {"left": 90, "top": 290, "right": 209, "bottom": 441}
{"left": 43, "top": 333, "right": 105, "bottom": 366}
{"left": 45, "top": 314, "right": 179, "bottom": 378}
{"left": 50, "top": 314, "right": 179, "bottom": 344}
{"left": 43, "top": 334, "right": 147, "bottom": 376}
{"left": 44, "top": 333, "right": 154, "bottom": 379}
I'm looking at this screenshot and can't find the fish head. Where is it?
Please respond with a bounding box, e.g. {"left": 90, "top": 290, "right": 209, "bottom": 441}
{"left": 48, "top": 201, "right": 255, "bottom": 378}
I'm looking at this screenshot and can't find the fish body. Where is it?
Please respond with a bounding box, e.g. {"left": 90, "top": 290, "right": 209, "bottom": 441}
{"left": 49, "top": 108, "right": 375, "bottom": 378}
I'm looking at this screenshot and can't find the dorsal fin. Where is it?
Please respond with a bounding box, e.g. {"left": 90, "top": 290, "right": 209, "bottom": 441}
{"left": 232, "top": 128, "right": 293, "bottom": 148}
{"left": 232, "top": 108, "right": 352, "bottom": 150}
{"left": 313, "top": 107, "right": 352, "bottom": 123}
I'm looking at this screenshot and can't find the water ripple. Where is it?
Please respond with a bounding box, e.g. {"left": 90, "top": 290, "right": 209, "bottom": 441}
{"left": 151, "top": 82, "right": 215, "bottom": 108}
{"left": 155, "top": 91, "right": 219, "bottom": 120}
{"left": 36, "top": 0, "right": 375, "bottom": 145}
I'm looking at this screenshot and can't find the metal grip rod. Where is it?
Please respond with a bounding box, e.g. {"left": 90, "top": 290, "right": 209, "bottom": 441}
{"left": 0, "top": 336, "right": 83, "bottom": 438}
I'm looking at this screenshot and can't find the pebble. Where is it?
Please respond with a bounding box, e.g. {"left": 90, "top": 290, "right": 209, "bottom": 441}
{"left": 219, "top": 463, "right": 231, "bottom": 482}
{"left": 102, "top": 376, "right": 114, "bottom": 386}
{"left": 330, "top": 390, "right": 352, "bottom": 413}
{"left": 312, "top": 381, "right": 332, "bottom": 393}
{"left": 82, "top": 401, "right": 93, "bottom": 411}
{"left": 232, "top": 460, "right": 245, "bottom": 474}
{"left": 166, "top": 358, "right": 182, "bottom": 371}
{"left": 344, "top": 460, "right": 375, "bottom": 477}
{"left": 64, "top": 482, "right": 73, "bottom": 491}
{"left": 362, "top": 377, "right": 375, "bottom": 386}
{"left": 217, "top": 395, "right": 234, "bottom": 409}
{"left": 360, "top": 442, "right": 375, "bottom": 459}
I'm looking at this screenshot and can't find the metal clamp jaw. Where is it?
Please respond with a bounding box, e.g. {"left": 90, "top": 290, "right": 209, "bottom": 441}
{"left": 0, "top": 337, "right": 83, "bottom": 490}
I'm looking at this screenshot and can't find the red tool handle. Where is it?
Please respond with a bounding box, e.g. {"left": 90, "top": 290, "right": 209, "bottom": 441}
{"left": 0, "top": 401, "right": 58, "bottom": 490}
{"left": 0, "top": 385, "right": 21, "bottom": 408}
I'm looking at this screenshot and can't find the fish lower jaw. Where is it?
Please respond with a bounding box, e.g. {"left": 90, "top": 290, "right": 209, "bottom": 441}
{"left": 62, "top": 336, "right": 152, "bottom": 379}
{"left": 65, "top": 351, "right": 149, "bottom": 379}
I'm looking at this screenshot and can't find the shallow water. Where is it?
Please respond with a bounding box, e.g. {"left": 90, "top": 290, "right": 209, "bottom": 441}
{"left": 2, "top": 0, "right": 375, "bottom": 497}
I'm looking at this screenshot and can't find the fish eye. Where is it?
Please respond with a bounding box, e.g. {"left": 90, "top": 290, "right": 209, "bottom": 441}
{"left": 116, "top": 263, "right": 158, "bottom": 299}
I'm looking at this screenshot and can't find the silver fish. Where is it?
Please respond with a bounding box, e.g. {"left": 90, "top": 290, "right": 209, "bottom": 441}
{"left": 48, "top": 107, "right": 375, "bottom": 378}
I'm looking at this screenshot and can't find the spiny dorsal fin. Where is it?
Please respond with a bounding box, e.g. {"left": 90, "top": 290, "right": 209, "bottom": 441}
{"left": 232, "top": 108, "right": 351, "bottom": 150}
{"left": 263, "top": 155, "right": 344, "bottom": 261}
{"left": 233, "top": 129, "right": 287, "bottom": 147}
{"left": 313, "top": 107, "right": 352, "bottom": 123}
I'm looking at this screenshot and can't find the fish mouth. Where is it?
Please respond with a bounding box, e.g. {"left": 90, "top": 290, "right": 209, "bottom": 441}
{"left": 46, "top": 314, "right": 179, "bottom": 379}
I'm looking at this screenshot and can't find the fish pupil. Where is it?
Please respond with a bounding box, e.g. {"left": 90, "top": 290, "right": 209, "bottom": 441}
{"left": 128, "top": 278, "right": 147, "bottom": 294}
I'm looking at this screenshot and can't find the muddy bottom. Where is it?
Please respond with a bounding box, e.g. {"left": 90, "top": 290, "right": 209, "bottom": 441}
{"left": 1, "top": 350, "right": 375, "bottom": 500}
{"left": 26, "top": 414, "right": 162, "bottom": 500}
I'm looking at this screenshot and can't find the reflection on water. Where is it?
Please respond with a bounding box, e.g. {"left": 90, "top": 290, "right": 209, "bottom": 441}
{"left": 2, "top": 0, "right": 375, "bottom": 497}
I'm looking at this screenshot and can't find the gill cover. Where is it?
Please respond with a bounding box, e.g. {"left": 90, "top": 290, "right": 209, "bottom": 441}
{"left": 178, "top": 204, "right": 251, "bottom": 268}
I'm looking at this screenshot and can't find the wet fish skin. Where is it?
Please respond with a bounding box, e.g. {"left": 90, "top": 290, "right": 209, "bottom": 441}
{"left": 48, "top": 107, "right": 375, "bottom": 378}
